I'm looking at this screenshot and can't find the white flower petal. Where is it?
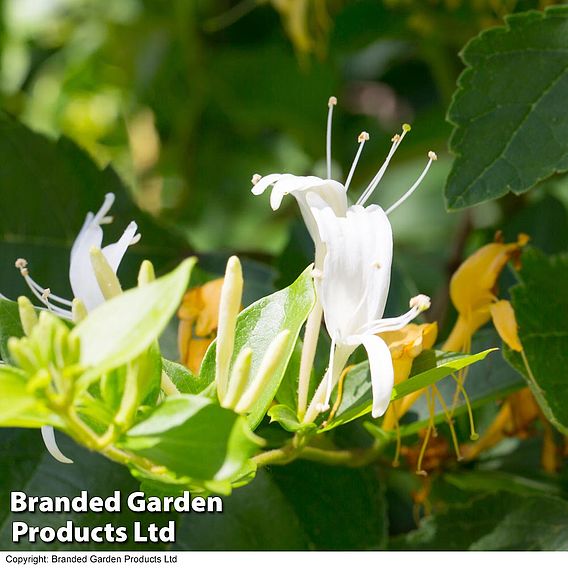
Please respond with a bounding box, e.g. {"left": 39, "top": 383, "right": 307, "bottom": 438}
{"left": 251, "top": 173, "right": 282, "bottom": 196}
{"left": 310, "top": 202, "right": 393, "bottom": 338}
{"left": 355, "top": 334, "right": 394, "bottom": 418}
{"left": 41, "top": 425, "right": 73, "bottom": 464}
{"left": 102, "top": 221, "right": 139, "bottom": 273}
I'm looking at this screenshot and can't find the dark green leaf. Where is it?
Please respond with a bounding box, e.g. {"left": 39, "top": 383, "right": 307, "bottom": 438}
{"left": 504, "top": 249, "right": 568, "bottom": 434}
{"left": 396, "top": 492, "right": 568, "bottom": 550}
{"left": 162, "top": 358, "right": 201, "bottom": 395}
{"left": 446, "top": 7, "right": 568, "bottom": 209}
{"left": 0, "top": 429, "right": 173, "bottom": 551}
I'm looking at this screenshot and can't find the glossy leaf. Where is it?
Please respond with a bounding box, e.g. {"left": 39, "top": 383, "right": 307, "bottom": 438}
{"left": 446, "top": 7, "right": 568, "bottom": 209}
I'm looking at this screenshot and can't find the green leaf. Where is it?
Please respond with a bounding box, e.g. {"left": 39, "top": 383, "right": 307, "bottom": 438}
{"left": 200, "top": 266, "right": 315, "bottom": 428}
{"left": 0, "top": 299, "right": 24, "bottom": 363}
{"left": 161, "top": 358, "right": 201, "bottom": 394}
{"left": 120, "top": 395, "right": 263, "bottom": 483}
{"left": 267, "top": 404, "right": 304, "bottom": 433}
{"left": 0, "top": 367, "right": 62, "bottom": 429}
{"left": 504, "top": 249, "right": 568, "bottom": 434}
{"left": 396, "top": 492, "right": 568, "bottom": 550}
{"left": 445, "top": 7, "right": 568, "bottom": 209}
{"left": 320, "top": 348, "right": 496, "bottom": 432}
{"left": 73, "top": 258, "right": 195, "bottom": 379}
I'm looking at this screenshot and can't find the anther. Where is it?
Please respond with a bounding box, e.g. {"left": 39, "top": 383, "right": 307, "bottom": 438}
{"left": 428, "top": 151, "right": 438, "bottom": 161}
{"left": 41, "top": 288, "right": 51, "bottom": 302}
{"left": 402, "top": 123, "right": 411, "bottom": 133}
{"left": 410, "top": 294, "right": 431, "bottom": 311}
{"left": 15, "top": 258, "right": 28, "bottom": 273}
{"left": 358, "top": 131, "right": 370, "bottom": 143}
{"left": 328, "top": 96, "right": 337, "bottom": 107}
{"left": 251, "top": 173, "right": 262, "bottom": 185}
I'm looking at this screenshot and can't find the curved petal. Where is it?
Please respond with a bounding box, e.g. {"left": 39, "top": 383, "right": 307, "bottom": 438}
{"left": 102, "top": 221, "right": 139, "bottom": 273}
{"left": 41, "top": 426, "right": 73, "bottom": 464}
{"left": 356, "top": 334, "right": 394, "bottom": 418}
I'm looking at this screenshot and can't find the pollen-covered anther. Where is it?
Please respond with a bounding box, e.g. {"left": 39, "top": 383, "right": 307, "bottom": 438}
{"left": 41, "top": 288, "right": 51, "bottom": 302}
{"left": 410, "top": 294, "right": 431, "bottom": 312}
{"left": 428, "top": 151, "right": 438, "bottom": 161}
{"left": 391, "top": 134, "right": 401, "bottom": 143}
{"left": 15, "top": 258, "right": 28, "bottom": 274}
{"left": 358, "top": 131, "right": 370, "bottom": 143}
{"left": 328, "top": 96, "right": 337, "bottom": 107}
{"left": 251, "top": 173, "right": 262, "bottom": 185}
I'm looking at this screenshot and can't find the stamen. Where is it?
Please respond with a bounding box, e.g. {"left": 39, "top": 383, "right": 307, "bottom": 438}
{"left": 251, "top": 173, "right": 262, "bottom": 185}
{"left": 385, "top": 151, "right": 437, "bottom": 215}
{"left": 326, "top": 96, "right": 337, "bottom": 180}
{"left": 451, "top": 372, "right": 479, "bottom": 441}
{"left": 356, "top": 124, "right": 411, "bottom": 206}
{"left": 345, "top": 131, "right": 370, "bottom": 190}
{"left": 416, "top": 387, "right": 435, "bottom": 476}
{"left": 15, "top": 260, "right": 73, "bottom": 316}
{"left": 410, "top": 294, "right": 431, "bottom": 312}
{"left": 361, "top": 295, "right": 431, "bottom": 335}
{"left": 433, "top": 385, "right": 462, "bottom": 460}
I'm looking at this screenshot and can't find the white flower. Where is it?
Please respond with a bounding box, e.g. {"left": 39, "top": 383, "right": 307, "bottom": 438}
{"left": 11, "top": 192, "right": 140, "bottom": 464}
{"left": 15, "top": 193, "right": 140, "bottom": 319}
{"left": 303, "top": 196, "right": 431, "bottom": 423}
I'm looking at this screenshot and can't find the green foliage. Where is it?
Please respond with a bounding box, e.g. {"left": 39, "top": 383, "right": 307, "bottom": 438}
{"left": 505, "top": 249, "right": 568, "bottom": 434}
{"left": 74, "top": 258, "right": 195, "bottom": 379}
{"left": 446, "top": 7, "right": 568, "bottom": 208}
{"left": 397, "top": 492, "right": 568, "bottom": 550}
{"left": 0, "top": 299, "right": 24, "bottom": 363}
{"left": 120, "top": 395, "right": 262, "bottom": 484}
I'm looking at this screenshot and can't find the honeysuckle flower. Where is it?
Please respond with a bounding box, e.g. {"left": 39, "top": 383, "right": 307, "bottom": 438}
{"left": 15, "top": 193, "right": 140, "bottom": 320}
{"left": 10, "top": 193, "right": 140, "bottom": 464}
{"left": 252, "top": 97, "right": 437, "bottom": 421}
{"left": 302, "top": 198, "right": 431, "bottom": 423}
{"left": 443, "top": 233, "right": 529, "bottom": 353}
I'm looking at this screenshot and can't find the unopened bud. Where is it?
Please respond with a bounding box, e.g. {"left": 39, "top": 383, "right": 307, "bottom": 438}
{"left": 89, "top": 247, "right": 122, "bottom": 300}
{"left": 17, "top": 296, "right": 38, "bottom": 336}
{"left": 138, "top": 260, "right": 156, "bottom": 287}
{"left": 222, "top": 348, "right": 253, "bottom": 410}
{"left": 216, "top": 256, "right": 244, "bottom": 401}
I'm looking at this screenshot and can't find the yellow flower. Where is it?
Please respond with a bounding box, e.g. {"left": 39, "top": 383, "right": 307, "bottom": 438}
{"left": 443, "top": 233, "right": 529, "bottom": 353}
{"left": 380, "top": 322, "right": 438, "bottom": 432}
{"left": 177, "top": 278, "right": 224, "bottom": 374}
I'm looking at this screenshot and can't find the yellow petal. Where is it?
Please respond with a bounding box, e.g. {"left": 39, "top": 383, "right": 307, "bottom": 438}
{"left": 449, "top": 234, "right": 528, "bottom": 315}
{"left": 490, "top": 300, "right": 523, "bottom": 352}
